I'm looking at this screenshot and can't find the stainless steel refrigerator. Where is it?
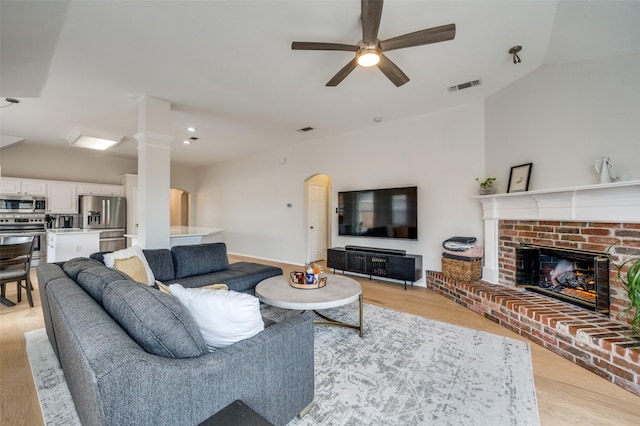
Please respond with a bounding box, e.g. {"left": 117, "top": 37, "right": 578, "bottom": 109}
{"left": 79, "top": 195, "right": 127, "bottom": 251}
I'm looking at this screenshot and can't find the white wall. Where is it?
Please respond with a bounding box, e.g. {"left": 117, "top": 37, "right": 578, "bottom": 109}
{"left": 485, "top": 54, "right": 640, "bottom": 192}
{"left": 196, "top": 102, "right": 486, "bottom": 279}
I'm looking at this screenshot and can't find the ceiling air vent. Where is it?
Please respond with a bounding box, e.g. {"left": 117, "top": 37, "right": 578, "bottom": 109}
{"left": 448, "top": 79, "right": 481, "bottom": 93}
{"left": 297, "top": 126, "right": 314, "bottom": 133}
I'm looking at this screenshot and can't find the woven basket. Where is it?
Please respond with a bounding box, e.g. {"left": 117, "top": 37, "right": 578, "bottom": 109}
{"left": 441, "top": 257, "right": 482, "bottom": 281}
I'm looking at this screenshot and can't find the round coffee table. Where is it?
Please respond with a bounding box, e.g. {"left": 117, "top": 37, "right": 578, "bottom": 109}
{"left": 255, "top": 274, "right": 363, "bottom": 337}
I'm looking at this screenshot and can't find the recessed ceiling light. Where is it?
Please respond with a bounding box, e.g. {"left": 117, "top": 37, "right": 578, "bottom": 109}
{"left": 183, "top": 140, "right": 191, "bottom": 145}
{"left": 187, "top": 127, "right": 197, "bottom": 132}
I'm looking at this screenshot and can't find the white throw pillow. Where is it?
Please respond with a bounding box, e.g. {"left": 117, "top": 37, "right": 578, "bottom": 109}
{"left": 103, "top": 246, "right": 155, "bottom": 286}
{"left": 169, "top": 284, "right": 264, "bottom": 350}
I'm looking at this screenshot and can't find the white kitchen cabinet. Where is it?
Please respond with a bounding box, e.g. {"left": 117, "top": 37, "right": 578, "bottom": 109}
{"left": 77, "top": 183, "right": 123, "bottom": 196}
{"left": 76, "top": 184, "right": 102, "bottom": 195}
{"left": 22, "top": 180, "right": 48, "bottom": 195}
{"left": 0, "top": 178, "right": 21, "bottom": 194}
{"left": 100, "top": 184, "right": 123, "bottom": 196}
{"left": 47, "top": 182, "right": 78, "bottom": 213}
{"left": 0, "top": 177, "right": 47, "bottom": 195}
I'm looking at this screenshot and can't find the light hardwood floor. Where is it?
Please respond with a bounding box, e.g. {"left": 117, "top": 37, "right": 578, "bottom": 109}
{"left": 2, "top": 256, "right": 640, "bottom": 426}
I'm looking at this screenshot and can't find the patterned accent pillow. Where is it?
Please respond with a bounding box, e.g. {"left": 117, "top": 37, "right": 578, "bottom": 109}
{"left": 103, "top": 246, "right": 155, "bottom": 286}
{"left": 155, "top": 280, "right": 228, "bottom": 295}
{"left": 113, "top": 256, "right": 147, "bottom": 285}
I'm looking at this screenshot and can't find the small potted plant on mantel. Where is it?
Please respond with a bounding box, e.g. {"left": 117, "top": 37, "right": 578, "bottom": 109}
{"left": 476, "top": 177, "right": 497, "bottom": 195}
{"left": 608, "top": 247, "right": 640, "bottom": 337}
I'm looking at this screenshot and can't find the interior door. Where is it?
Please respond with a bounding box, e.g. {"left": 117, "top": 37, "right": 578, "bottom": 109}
{"left": 307, "top": 182, "right": 327, "bottom": 262}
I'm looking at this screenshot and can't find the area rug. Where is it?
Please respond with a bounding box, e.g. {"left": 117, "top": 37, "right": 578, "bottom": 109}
{"left": 25, "top": 303, "right": 539, "bottom": 425}
{"left": 24, "top": 329, "right": 81, "bottom": 426}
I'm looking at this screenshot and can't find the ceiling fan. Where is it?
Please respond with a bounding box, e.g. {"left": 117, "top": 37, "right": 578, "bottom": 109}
{"left": 291, "top": 0, "right": 456, "bottom": 87}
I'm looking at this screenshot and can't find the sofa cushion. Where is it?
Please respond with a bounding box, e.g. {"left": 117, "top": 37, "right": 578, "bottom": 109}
{"left": 76, "top": 265, "right": 131, "bottom": 304}
{"left": 102, "top": 280, "right": 208, "bottom": 358}
{"left": 161, "top": 262, "right": 282, "bottom": 294}
{"left": 172, "top": 243, "right": 229, "bottom": 279}
{"left": 89, "top": 251, "right": 108, "bottom": 263}
{"left": 169, "top": 284, "right": 264, "bottom": 350}
{"left": 103, "top": 246, "right": 155, "bottom": 286}
{"left": 142, "top": 248, "right": 175, "bottom": 281}
{"left": 62, "top": 257, "right": 106, "bottom": 281}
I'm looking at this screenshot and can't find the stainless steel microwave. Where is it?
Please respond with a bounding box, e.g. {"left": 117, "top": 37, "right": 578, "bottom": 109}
{"left": 0, "top": 195, "right": 46, "bottom": 213}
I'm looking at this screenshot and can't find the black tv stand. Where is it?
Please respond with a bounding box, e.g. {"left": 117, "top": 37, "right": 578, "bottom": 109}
{"left": 327, "top": 246, "right": 422, "bottom": 290}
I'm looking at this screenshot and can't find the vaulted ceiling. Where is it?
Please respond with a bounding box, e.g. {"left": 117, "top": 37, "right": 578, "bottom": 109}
{"left": 2, "top": 1, "right": 639, "bottom": 166}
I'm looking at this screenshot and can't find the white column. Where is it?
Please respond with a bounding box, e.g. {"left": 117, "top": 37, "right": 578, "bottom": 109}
{"left": 134, "top": 96, "right": 174, "bottom": 249}
{"left": 482, "top": 218, "right": 500, "bottom": 284}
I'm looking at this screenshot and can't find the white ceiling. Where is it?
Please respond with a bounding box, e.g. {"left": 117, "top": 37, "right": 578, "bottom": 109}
{"left": 1, "top": 1, "right": 639, "bottom": 166}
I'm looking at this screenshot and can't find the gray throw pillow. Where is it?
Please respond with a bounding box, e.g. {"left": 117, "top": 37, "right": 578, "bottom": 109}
{"left": 102, "top": 280, "right": 208, "bottom": 358}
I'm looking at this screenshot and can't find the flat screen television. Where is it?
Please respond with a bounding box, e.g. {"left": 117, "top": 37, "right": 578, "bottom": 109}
{"left": 338, "top": 186, "right": 418, "bottom": 240}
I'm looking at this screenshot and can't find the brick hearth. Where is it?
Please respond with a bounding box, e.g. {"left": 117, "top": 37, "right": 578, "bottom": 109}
{"left": 426, "top": 271, "right": 640, "bottom": 396}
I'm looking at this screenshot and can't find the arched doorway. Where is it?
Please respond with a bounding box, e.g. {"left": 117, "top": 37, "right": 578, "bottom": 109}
{"left": 170, "top": 188, "right": 190, "bottom": 227}
{"left": 305, "top": 174, "right": 332, "bottom": 262}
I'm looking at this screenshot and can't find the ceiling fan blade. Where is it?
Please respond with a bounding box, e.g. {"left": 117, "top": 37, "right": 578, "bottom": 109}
{"left": 326, "top": 58, "right": 358, "bottom": 87}
{"left": 361, "top": 0, "right": 383, "bottom": 45}
{"left": 379, "top": 23, "right": 456, "bottom": 52}
{"left": 292, "top": 41, "right": 359, "bottom": 52}
{"left": 377, "top": 53, "right": 409, "bottom": 87}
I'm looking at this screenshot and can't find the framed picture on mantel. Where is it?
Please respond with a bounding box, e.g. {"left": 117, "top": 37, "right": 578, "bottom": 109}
{"left": 507, "top": 163, "right": 532, "bottom": 193}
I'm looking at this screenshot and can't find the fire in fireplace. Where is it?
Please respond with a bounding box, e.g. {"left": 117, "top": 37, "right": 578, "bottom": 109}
{"left": 515, "top": 244, "right": 610, "bottom": 313}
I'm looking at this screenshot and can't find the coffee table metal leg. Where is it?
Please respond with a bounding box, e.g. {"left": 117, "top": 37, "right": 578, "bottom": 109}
{"left": 358, "top": 293, "right": 363, "bottom": 337}
{"left": 312, "top": 294, "right": 364, "bottom": 337}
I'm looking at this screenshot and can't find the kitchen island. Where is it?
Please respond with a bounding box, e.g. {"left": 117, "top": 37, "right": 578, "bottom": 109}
{"left": 125, "top": 227, "right": 224, "bottom": 248}
{"left": 46, "top": 229, "right": 101, "bottom": 263}
{"left": 169, "top": 226, "right": 224, "bottom": 246}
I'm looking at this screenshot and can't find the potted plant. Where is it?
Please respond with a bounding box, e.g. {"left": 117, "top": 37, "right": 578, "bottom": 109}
{"left": 608, "top": 247, "right": 640, "bottom": 337}
{"left": 476, "top": 177, "right": 497, "bottom": 195}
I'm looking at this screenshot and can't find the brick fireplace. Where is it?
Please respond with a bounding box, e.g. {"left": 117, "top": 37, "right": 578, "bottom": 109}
{"left": 501, "top": 221, "right": 639, "bottom": 322}
{"left": 427, "top": 181, "right": 640, "bottom": 396}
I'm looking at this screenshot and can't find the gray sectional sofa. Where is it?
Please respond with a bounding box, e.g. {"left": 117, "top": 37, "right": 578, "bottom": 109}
{"left": 36, "top": 243, "right": 315, "bottom": 426}
{"left": 91, "top": 242, "right": 282, "bottom": 294}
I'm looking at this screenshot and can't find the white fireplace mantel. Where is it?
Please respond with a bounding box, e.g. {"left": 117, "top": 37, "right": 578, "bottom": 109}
{"left": 475, "top": 180, "right": 640, "bottom": 283}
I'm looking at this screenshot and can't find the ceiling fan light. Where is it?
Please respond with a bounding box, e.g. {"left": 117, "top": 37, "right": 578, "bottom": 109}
{"left": 357, "top": 49, "right": 380, "bottom": 67}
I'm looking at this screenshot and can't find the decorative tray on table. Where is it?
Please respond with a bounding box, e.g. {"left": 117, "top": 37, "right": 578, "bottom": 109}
{"left": 289, "top": 274, "right": 327, "bottom": 289}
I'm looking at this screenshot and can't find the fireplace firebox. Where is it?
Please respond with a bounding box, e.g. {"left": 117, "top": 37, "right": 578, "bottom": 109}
{"left": 515, "top": 244, "right": 610, "bottom": 313}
